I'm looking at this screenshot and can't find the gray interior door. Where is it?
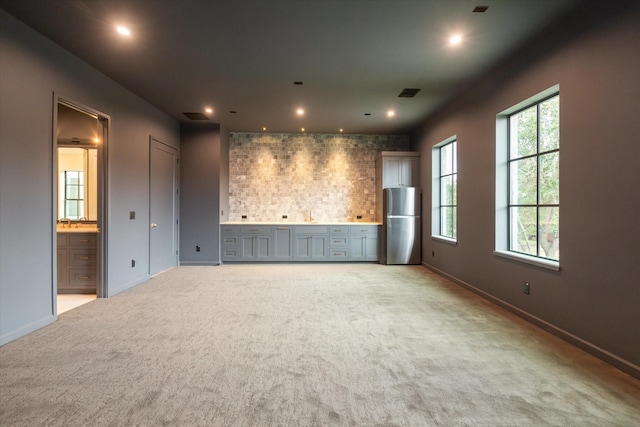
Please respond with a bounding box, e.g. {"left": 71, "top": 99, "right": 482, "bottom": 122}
{"left": 149, "top": 138, "right": 178, "bottom": 275}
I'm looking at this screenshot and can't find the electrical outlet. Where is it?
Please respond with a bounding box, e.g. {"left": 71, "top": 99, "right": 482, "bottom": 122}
{"left": 523, "top": 281, "right": 530, "bottom": 295}
{"left": 196, "top": 245, "right": 201, "bottom": 252}
{"left": 129, "top": 211, "right": 135, "bottom": 220}
{"left": 131, "top": 259, "right": 136, "bottom": 268}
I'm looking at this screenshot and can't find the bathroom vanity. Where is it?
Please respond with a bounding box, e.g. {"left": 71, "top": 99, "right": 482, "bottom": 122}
{"left": 57, "top": 226, "right": 98, "bottom": 294}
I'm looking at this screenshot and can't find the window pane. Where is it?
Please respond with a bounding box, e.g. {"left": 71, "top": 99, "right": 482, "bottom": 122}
{"left": 539, "top": 152, "right": 559, "bottom": 204}
{"left": 539, "top": 206, "right": 559, "bottom": 260}
{"left": 66, "top": 201, "right": 78, "bottom": 218}
{"left": 510, "top": 206, "right": 537, "bottom": 256}
{"left": 441, "top": 206, "right": 455, "bottom": 238}
{"left": 452, "top": 141, "right": 457, "bottom": 173}
{"left": 540, "top": 96, "right": 559, "bottom": 152}
{"left": 441, "top": 175, "right": 453, "bottom": 206}
{"left": 441, "top": 143, "right": 453, "bottom": 175}
{"left": 451, "top": 206, "right": 457, "bottom": 239}
{"left": 510, "top": 157, "right": 537, "bottom": 205}
{"left": 510, "top": 106, "right": 537, "bottom": 159}
{"left": 451, "top": 173, "right": 457, "bottom": 205}
{"left": 67, "top": 185, "right": 79, "bottom": 199}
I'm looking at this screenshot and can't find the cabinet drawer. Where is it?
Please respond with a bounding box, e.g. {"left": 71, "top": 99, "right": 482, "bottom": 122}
{"left": 68, "top": 268, "right": 96, "bottom": 287}
{"left": 222, "top": 235, "right": 239, "bottom": 246}
{"left": 221, "top": 225, "right": 241, "bottom": 234}
{"left": 329, "top": 226, "right": 349, "bottom": 234}
{"left": 69, "top": 248, "right": 97, "bottom": 265}
{"left": 294, "top": 225, "right": 328, "bottom": 235}
{"left": 69, "top": 233, "right": 97, "bottom": 247}
{"left": 241, "top": 225, "right": 272, "bottom": 234}
{"left": 330, "top": 249, "right": 349, "bottom": 259}
{"left": 221, "top": 248, "right": 240, "bottom": 260}
{"left": 329, "top": 236, "right": 348, "bottom": 247}
{"left": 350, "top": 225, "right": 378, "bottom": 235}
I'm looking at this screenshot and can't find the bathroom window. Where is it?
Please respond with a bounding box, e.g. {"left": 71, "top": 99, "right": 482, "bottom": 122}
{"left": 64, "top": 170, "right": 84, "bottom": 220}
{"left": 432, "top": 136, "right": 457, "bottom": 242}
{"left": 495, "top": 86, "right": 559, "bottom": 269}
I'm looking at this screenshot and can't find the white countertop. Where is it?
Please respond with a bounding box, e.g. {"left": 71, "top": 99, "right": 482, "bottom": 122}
{"left": 222, "top": 221, "right": 381, "bottom": 226}
{"left": 56, "top": 224, "right": 100, "bottom": 233}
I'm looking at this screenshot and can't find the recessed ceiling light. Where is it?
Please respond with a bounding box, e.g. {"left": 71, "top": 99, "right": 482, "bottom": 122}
{"left": 339, "top": 128, "right": 343, "bottom": 133}
{"left": 387, "top": 110, "right": 396, "bottom": 117}
{"left": 449, "top": 34, "right": 463, "bottom": 46}
{"left": 296, "top": 108, "right": 305, "bottom": 116}
{"left": 116, "top": 25, "right": 131, "bottom": 37}
{"left": 204, "top": 107, "right": 213, "bottom": 114}
{"left": 262, "top": 127, "right": 267, "bottom": 131}
{"left": 301, "top": 128, "right": 305, "bottom": 132}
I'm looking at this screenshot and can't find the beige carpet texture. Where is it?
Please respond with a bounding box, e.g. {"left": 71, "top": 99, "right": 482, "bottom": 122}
{"left": 1, "top": 264, "right": 639, "bottom": 426}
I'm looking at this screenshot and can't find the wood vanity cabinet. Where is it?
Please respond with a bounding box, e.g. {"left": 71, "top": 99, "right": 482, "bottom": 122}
{"left": 57, "top": 232, "right": 97, "bottom": 294}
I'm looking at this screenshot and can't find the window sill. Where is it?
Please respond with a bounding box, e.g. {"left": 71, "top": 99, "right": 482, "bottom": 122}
{"left": 432, "top": 235, "right": 457, "bottom": 245}
{"left": 494, "top": 250, "right": 560, "bottom": 271}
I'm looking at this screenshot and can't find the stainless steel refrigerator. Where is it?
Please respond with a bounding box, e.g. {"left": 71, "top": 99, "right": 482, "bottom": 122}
{"left": 380, "top": 187, "right": 421, "bottom": 265}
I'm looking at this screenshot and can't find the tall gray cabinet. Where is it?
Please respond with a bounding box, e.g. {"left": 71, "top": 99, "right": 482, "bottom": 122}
{"left": 375, "top": 151, "right": 421, "bottom": 221}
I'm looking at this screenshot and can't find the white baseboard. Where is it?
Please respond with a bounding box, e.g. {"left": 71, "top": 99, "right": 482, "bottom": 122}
{"left": 0, "top": 314, "right": 56, "bottom": 346}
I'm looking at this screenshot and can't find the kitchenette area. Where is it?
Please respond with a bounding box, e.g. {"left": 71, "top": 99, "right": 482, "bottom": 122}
{"left": 209, "top": 131, "right": 421, "bottom": 264}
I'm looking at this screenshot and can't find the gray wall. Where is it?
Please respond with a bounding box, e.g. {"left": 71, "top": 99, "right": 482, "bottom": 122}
{"left": 0, "top": 10, "right": 179, "bottom": 344}
{"left": 179, "top": 123, "right": 226, "bottom": 265}
{"left": 413, "top": 5, "right": 640, "bottom": 376}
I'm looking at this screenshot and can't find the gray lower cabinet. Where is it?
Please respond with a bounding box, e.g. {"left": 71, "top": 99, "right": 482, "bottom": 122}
{"left": 240, "top": 226, "right": 272, "bottom": 261}
{"left": 350, "top": 225, "right": 379, "bottom": 261}
{"left": 293, "top": 226, "right": 328, "bottom": 261}
{"left": 57, "top": 232, "right": 97, "bottom": 294}
{"left": 221, "top": 223, "right": 379, "bottom": 262}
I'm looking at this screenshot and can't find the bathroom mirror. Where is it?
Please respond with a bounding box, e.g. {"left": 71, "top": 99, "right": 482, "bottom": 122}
{"left": 57, "top": 147, "right": 98, "bottom": 221}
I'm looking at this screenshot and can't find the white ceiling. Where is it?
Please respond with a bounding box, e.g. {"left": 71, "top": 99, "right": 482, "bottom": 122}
{"left": 0, "top": 0, "right": 581, "bottom": 134}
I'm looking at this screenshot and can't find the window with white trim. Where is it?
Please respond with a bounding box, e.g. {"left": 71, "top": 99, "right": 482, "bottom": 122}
{"left": 432, "top": 136, "right": 457, "bottom": 241}
{"left": 496, "top": 87, "right": 559, "bottom": 267}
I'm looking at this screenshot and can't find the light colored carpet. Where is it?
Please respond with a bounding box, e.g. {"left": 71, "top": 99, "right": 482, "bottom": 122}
{"left": 1, "top": 264, "right": 639, "bottom": 426}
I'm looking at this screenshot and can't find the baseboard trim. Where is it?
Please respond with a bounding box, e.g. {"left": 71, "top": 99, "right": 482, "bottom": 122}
{"left": 422, "top": 262, "right": 640, "bottom": 379}
{"left": 0, "top": 314, "right": 56, "bottom": 346}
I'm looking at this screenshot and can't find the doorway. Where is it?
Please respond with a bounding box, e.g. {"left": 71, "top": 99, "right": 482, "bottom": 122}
{"left": 53, "top": 97, "right": 109, "bottom": 314}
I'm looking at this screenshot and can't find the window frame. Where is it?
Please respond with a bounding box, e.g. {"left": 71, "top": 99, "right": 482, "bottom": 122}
{"left": 63, "top": 169, "right": 84, "bottom": 220}
{"left": 431, "top": 135, "right": 458, "bottom": 244}
{"left": 495, "top": 85, "right": 560, "bottom": 271}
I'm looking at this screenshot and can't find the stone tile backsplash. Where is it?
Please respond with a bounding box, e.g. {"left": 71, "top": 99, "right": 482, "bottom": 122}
{"left": 229, "top": 133, "right": 409, "bottom": 222}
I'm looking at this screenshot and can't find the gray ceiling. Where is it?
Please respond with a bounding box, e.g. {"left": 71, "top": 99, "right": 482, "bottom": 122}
{"left": 1, "top": 0, "right": 581, "bottom": 135}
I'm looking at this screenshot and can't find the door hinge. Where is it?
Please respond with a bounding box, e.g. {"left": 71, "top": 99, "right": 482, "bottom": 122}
{"left": 176, "top": 250, "right": 178, "bottom": 255}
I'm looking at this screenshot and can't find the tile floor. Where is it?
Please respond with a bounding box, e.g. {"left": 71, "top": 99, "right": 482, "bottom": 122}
{"left": 57, "top": 294, "right": 96, "bottom": 314}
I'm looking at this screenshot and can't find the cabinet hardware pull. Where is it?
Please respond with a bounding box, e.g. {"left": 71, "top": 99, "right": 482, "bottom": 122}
{"left": 79, "top": 239, "right": 89, "bottom": 242}
{"left": 78, "top": 256, "right": 90, "bottom": 259}
{"left": 78, "top": 276, "right": 90, "bottom": 279}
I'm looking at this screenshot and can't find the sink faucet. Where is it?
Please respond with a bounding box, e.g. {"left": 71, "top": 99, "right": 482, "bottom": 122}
{"left": 309, "top": 209, "right": 314, "bottom": 223}
{"left": 77, "top": 217, "right": 87, "bottom": 228}
{"left": 60, "top": 218, "right": 71, "bottom": 228}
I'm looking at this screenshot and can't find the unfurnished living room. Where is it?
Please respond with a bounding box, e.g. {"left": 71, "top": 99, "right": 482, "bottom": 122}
{"left": 1, "top": 1, "right": 639, "bottom": 426}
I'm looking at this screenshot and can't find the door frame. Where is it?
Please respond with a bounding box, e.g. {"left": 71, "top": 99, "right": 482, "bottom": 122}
{"left": 148, "top": 136, "right": 179, "bottom": 276}
{"left": 52, "top": 94, "right": 110, "bottom": 311}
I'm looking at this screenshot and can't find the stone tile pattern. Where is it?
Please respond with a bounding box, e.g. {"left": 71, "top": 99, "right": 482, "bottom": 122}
{"left": 229, "top": 133, "right": 410, "bottom": 222}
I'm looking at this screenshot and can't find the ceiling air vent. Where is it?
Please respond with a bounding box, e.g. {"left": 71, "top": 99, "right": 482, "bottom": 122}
{"left": 473, "top": 6, "right": 489, "bottom": 13}
{"left": 398, "top": 88, "right": 421, "bottom": 98}
{"left": 183, "top": 112, "right": 210, "bottom": 120}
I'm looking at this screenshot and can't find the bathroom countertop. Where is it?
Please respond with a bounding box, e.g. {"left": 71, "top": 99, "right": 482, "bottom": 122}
{"left": 56, "top": 225, "right": 100, "bottom": 233}
{"left": 221, "top": 221, "right": 381, "bottom": 226}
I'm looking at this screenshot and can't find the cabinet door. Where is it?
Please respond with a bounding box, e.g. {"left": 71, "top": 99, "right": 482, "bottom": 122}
{"left": 401, "top": 157, "right": 420, "bottom": 187}
{"left": 364, "top": 235, "right": 379, "bottom": 261}
{"left": 274, "top": 227, "right": 292, "bottom": 260}
{"left": 350, "top": 236, "right": 366, "bottom": 260}
{"left": 382, "top": 157, "right": 402, "bottom": 187}
{"left": 240, "top": 235, "right": 257, "bottom": 260}
{"left": 294, "top": 235, "right": 312, "bottom": 260}
{"left": 310, "top": 236, "right": 328, "bottom": 260}
{"left": 255, "top": 235, "right": 271, "bottom": 260}
{"left": 57, "top": 248, "right": 68, "bottom": 288}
